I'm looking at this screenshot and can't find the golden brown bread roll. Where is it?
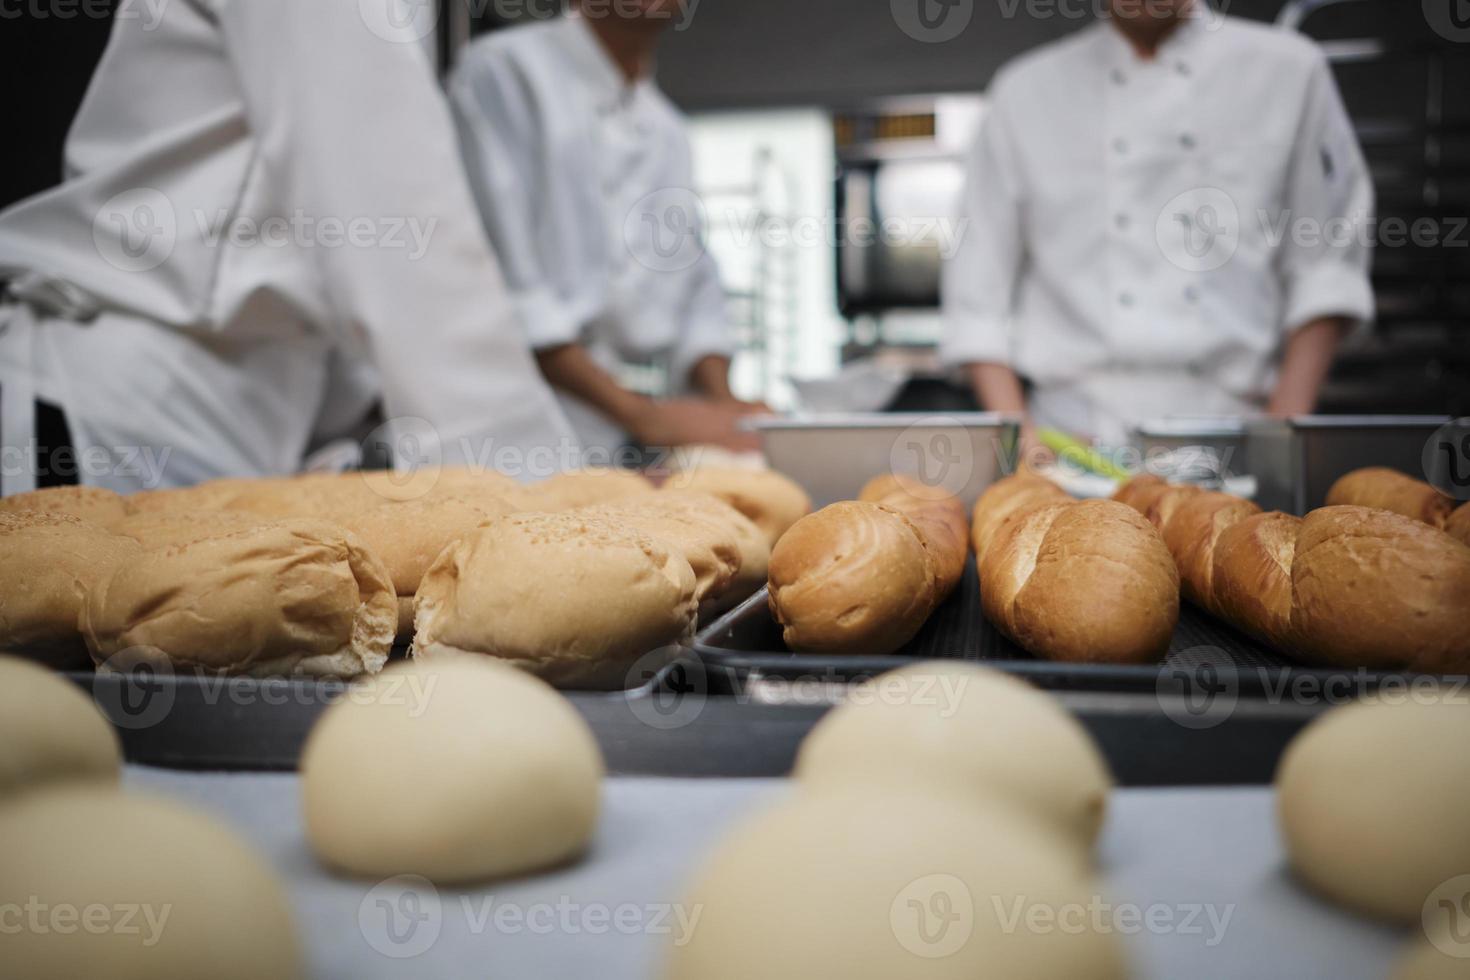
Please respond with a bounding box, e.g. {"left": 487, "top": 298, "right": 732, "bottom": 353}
{"left": 1290, "top": 506, "right": 1470, "bottom": 673}
{"left": 651, "top": 491, "right": 771, "bottom": 615}
{"left": 412, "top": 513, "right": 698, "bottom": 689}
{"left": 1158, "top": 491, "right": 1263, "bottom": 613}
{"left": 523, "top": 468, "right": 654, "bottom": 511}
{"left": 126, "top": 478, "right": 267, "bottom": 514}
{"left": 113, "top": 509, "right": 268, "bottom": 549}
{"left": 1326, "top": 467, "right": 1455, "bottom": 528}
{"left": 81, "top": 519, "right": 397, "bottom": 677}
{"left": 0, "top": 513, "right": 142, "bottom": 668}
{"left": 1109, "top": 473, "right": 1170, "bottom": 513}
{"left": 578, "top": 500, "right": 742, "bottom": 606}
{"left": 767, "top": 502, "right": 938, "bottom": 656}
{"left": 1448, "top": 503, "right": 1470, "bottom": 546}
{"left": 0, "top": 486, "right": 131, "bottom": 528}
{"left": 981, "top": 500, "right": 1179, "bottom": 664}
{"left": 859, "top": 475, "right": 970, "bottom": 601}
{"left": 662, "top": 467, "right": 812, "bottom": 548}
{"left": 970, "top": 474, "right": 1071, "bottom": 563}
{"left": 1211, "top": 512, "right": 1301, "bottom": 650}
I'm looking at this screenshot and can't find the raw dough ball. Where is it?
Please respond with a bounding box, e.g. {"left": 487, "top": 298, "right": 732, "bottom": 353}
{"left": 0, "top": 786, "right": 304, "bottom": 980}
{"left": 0, "top": 655, "right": 121, "bottom": 797}
{"left": 1277, "top": 697, "right": 1470, "bottom": 922}
{"left": 665, "top": 789, "right": 1126, "bottom": 980}
{"left": 302, "top": 658, "right": 604, "bottom": 883}
{"left": 795, "top": 662, "right": 1112, "bottom": 851}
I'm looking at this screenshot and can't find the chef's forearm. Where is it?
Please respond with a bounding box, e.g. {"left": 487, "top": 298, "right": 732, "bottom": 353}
{"left": 689, "top": 355, "right": 736, "bottom": 402}
{"left": 966, "top": 362, "right": 1027, "bottom": 415}
{"left": 535, "top": 344, "right": 651, "bottom": 433}
{"left": 1268, "top": 317, "right": 1347, "bottom": 418}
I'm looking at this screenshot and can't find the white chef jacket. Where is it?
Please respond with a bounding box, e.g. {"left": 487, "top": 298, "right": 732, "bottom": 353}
{"left": 940, "top": 13, "right": 1375, "bottom": 445}
{"left": 0, "top": 0, "right": 574, "bottom": 493}
{"left": 447, "top": 15, "right": 733, "bottom": 452}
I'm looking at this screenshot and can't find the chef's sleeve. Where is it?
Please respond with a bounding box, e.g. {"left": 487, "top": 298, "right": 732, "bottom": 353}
{"left": 939, "top": 96, "right": 1026, "bottom": 368}
{"left": 215, "top": 0, "right": 575, "bottom": 465}
{"left": 446, "top": 52, "right": 585, "bottom": 351}
{"left": 670, "top": 250, "right": 736, "bottom": 392}
{"left": 1277, "top": 53, "right": 1376, "bottom": 335}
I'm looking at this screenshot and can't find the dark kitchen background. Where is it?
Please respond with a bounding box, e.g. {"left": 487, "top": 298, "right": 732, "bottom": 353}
{"left": 4, "top": 0, "right": 1466, "bottom": 415}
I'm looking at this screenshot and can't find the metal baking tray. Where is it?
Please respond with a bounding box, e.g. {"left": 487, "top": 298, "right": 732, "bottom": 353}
{"left": 749, "top": 413, "right": 1021, "bottom": 509}
{"left": 686, "top": 557, "right": 1447, "bottom": 700}
{"left": 71, "top": 665, "right": 1334, "bottom": 786}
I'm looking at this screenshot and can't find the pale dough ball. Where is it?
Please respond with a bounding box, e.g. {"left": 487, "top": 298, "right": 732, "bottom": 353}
{"left": 302, "top": 657, "right": 604, "bottom": 883}
{"left": 0, "top": 655, "right": 120, "bottom": 798}
{"left": 665, "top": 788, "right": 1126, "bottom": 980}
{"left": 0, "top": 786, "right": 304, "bottom": 980}
{"left": 795, "top": 662, "right": 1112, "bottom": 851}
{"left": 1277, "top": 697, "right": 1470, "bottom": 922}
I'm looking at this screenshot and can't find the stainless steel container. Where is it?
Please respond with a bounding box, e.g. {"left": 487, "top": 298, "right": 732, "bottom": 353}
{"left": 1290, "top": 415, "right": 1451, "bottom": 512}
{"left": 750, "top": 413, "right": 1021, "bottom": 508}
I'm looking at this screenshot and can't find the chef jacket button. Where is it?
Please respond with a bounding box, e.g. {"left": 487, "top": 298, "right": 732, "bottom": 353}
{"left": 1113, "top": 138, "right": 1129, "bottom": 155}
{"left": 1176, "top": 61, "right": 1192, "bottom": 77}
{"left": 1184, "top": 286, "right": 1200, "bottom": 303}
{"left": 1119, "top": 292, "right": 1136, "bottom": 308}
{"left": 1115, "top": 213, "right": 1131, "bottom": 231}
{"left": 1187, "top": 363, "right": 1205, "bottom": 377}
{"left": 1180, "top": 133, "right": 1197, "bottom": 150}
{"left": 1111, "top": 68, "right": 1127, "bottom": 85}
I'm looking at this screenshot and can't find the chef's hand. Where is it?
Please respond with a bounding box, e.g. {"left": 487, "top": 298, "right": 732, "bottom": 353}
{"left": 631, "top": 398, "right": 763, "bottom": 452}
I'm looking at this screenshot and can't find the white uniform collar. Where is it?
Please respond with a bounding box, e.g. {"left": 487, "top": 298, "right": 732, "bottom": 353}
{"left": 556, "top": 13, "right": 653, "bottom": 107}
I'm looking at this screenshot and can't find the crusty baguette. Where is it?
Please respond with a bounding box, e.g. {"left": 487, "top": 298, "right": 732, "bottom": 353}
{"left": 1116, "top": 477, "right": 1470, "bottom": 674}
{"left": 858, "top": 475, "right": 969, "bottom": 602}
{"left": 980, "top": 499, "right": 1180, "bottom": 665}
{"left": 970, "top": 473, "right": 1071, "bottom": 563}
{"left": 1325, "top": 467, "right": 1456, "bottom": 528}
{"left": 1448, "top": 503, "right": 1470, "bottom": 547}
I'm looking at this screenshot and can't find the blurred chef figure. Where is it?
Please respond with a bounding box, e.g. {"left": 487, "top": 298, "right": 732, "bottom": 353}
{"left": 449, "top": 0, "right": 766, "bottom": 455}
{"left": 0, "top": 0, "right": 574, "bottom": 495}
{"left": 942, "top": 0, "right": 1374, "bottom": 447}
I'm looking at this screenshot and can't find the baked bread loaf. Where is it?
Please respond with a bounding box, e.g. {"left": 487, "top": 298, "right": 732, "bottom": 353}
{"left": 0, "top": 486, "right": 131, "bottom": 528}
{"left": 81, "top": 519, "right": 397, "bottom": 677}
{"left": 662, "top": 466, "right": 812, "bottom": 548}
{"left": 578, "top": 500, "right": 741, "bottom": 606}
{"left": 1448, "top": 503, "right": 1470, "bottom": 546}
{"left": 0, "top": 512, "right": 141, "bottom": 668}
{"left": 1210, "top": 512, "right": 1301, "bottom": 650}
{"left": 524, "top": 467, "right": 654, "bottom": 511}
{"left": 1288, "top": 507, "right": 1470, "bottom": 673}
{"left": 126, "top": 478, "right": 266, "bottom": 514}
{"left": 981, "top": 500, "right": 1179, "bottom": 664}
{"left": 768, "top": 502, "right": 939, "bottom": 656}
{"left": 114, "top": 509, "right": 268, "bottom": 549}
{"left": 1156, "top": 491, "right": 1263, "bottom": 613}
{"left": 648, "top": 491, "right": 771, "bottom": 615}
{"left": 412, "top": 513, "right": 698, "bottom": 689}
{"left": 860, "top": 478, "right": 970, "bottom": 600}
{"left": 1326, "top": 467, "right": 1456, "bottom": 528}
{"left": 971, "top": 473, "right": 1071, "bottom": 562}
